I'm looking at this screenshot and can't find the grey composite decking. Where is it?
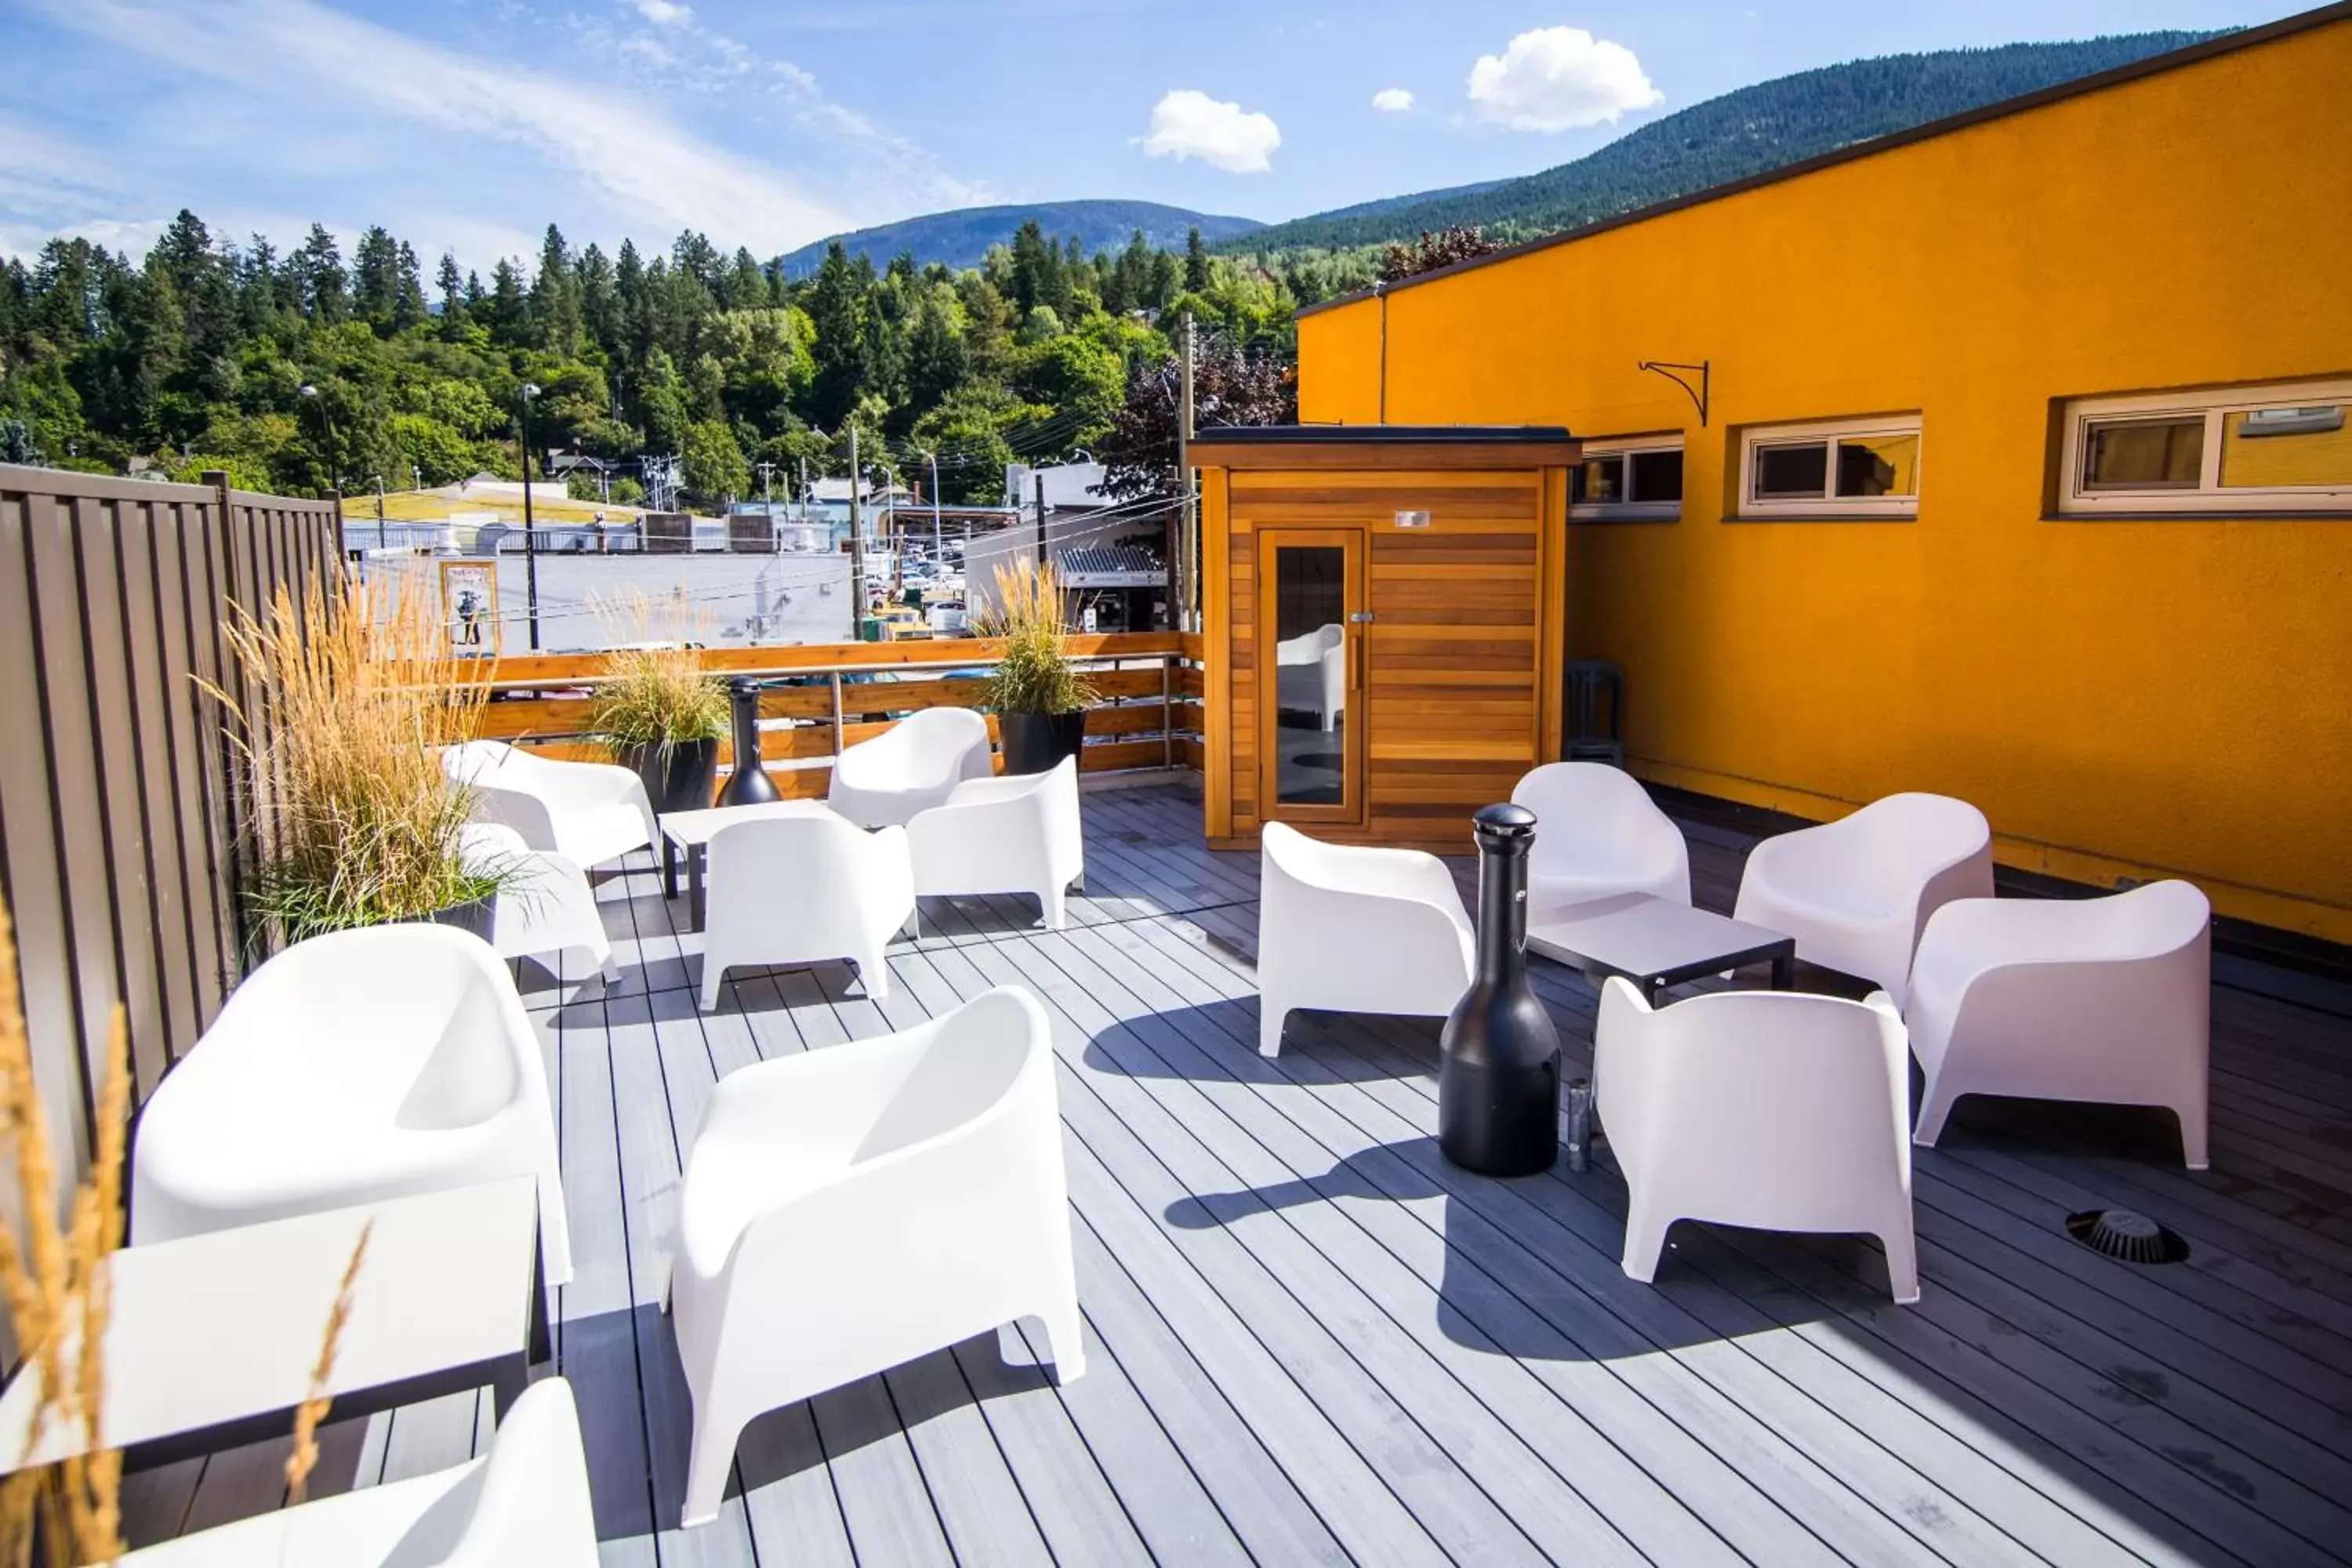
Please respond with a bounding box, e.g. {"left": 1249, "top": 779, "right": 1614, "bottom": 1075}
{"left": 119, "top": 785, "right": 2352, "bottom": 1566}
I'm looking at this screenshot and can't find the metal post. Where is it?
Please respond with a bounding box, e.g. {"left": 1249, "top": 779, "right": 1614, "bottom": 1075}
{"left": 520, "top": 383, "right": 542, "bottom": 651}
{"left": 847, "top": 428, "right": 866, "bottom": 637}
{"left": 1161, "top": 653, "right": 1173, "bottom": 770}
{"left": 828, "top": 670, "right": 845, "bottom": 758}
{"left": 1175, "top": 311, "right": 1195, "bottom": 632}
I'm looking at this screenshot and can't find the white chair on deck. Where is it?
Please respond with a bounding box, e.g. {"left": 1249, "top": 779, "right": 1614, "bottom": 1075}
{"left": 444, "top": 739, "right": 656, "bottom": 869}
{"left": 131, "top": 923, "right": 572, "bottom": 1287}
{"left": 1599, "top": 981, "right": 1920, "bottom": 1303}
{"left": 907, "top": 755, "right": 1085, "bottom": 929}
{"left": 1733, "top": 792, "right": 1993, "bottom": 1007}
{"left": 826, "top": 707, "right": 994, "bottom": 828}
{"left": 1275, "top": 623, "right": 1346, "bottom": 731}
{"left": 1905, "top": 881, "right": 2212, "bottom": 1167}
{"left": 1256, "top": 822, "right": 1474, "bottom": 1058}
{"left": 460, "top": 822, "right": 619, "bottom": 984}
{"left": 120, "top": 1376, "right": 597, "bottom": 1566}
{"left": 670, "top": 986, "right": 1083, "bottom": 1528}
{"left": 698, "top": 811, "right": 915, "bottom": 1010}
{"left": 1511, "top": 761, "right": 1691, "bottom": 907}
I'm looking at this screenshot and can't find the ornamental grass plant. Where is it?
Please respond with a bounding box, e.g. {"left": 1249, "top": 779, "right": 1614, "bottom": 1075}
{"left": 0, "top": 891, "right": 128, "bottom": 1566}
{"left": 976, "top": 561, "right": 1094, "bottom": 716}
{"left": 586, "top": 591, "right": 728, "bottom": 756}
{"left": 208, "top": 568, "right": 495, "bottom": 946}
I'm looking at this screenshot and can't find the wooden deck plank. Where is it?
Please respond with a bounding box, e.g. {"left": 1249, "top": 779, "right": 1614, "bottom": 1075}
{"left": 118, "top": 786, "right": 2352, "bottom": 1568}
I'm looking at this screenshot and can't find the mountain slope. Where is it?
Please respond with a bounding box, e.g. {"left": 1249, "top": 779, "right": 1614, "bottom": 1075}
{"left": 1234, "top": 31, "right": 2215, "bottom": 253}
{"left": 782, "top": 200, "right": 1264, "bottom": 274}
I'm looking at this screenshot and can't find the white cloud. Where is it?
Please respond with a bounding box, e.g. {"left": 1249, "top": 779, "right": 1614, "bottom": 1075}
{"left": 1467, "top": 27, "right": 1663, "bottom": 132}
{"left": 18, "top": 0, "right": 858, "bottom": 252}
{"left": 1371, "top": 87, "right": 1414, "bottom": 113}
{"left": 631, "top": 0, "right": 691, "bottom": 24}
{"left": 1135, "top": 89, "right": 1280, "bottom": 174}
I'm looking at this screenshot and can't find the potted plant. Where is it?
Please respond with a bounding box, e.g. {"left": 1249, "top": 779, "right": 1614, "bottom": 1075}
{"left": 590, "top": 593, "right": 728, "bottom": 812}
{"left": 209, "top": 569, "right": 507, "bottom": 946}
{"left": 979, "top": 560, "right": 1095, "bottom": 775}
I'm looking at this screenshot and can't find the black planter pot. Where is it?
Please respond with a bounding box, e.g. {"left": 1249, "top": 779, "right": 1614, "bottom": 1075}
{"left": 1438, "top": 803, "right": 1563, "bottom": 1175}
{"left": 999, "top": 710, "right": 1086, "bottom": 775}
{"left": 622, "top": 736, "right": 720, "bottom": 815}
{"left": 417, "top": 892, "right": 495, "bottom": 943}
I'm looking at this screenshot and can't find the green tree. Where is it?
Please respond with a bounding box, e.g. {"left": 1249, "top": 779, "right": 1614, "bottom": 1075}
{"left": 679, "top": 416, "right": 749, "bottom": 503}
{"left": 1183, "top": 226, "right": 1211, "bottom": 292}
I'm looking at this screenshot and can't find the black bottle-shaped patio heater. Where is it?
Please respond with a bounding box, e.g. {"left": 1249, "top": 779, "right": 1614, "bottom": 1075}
{"left": 1439, "top": 803, "right": 1563, "bottom": 1175}
{"left": 715, "top": 677, "right": 780, "bottom": 808}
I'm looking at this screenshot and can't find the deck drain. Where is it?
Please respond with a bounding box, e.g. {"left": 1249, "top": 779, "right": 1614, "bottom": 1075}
{"left": 2065, "top": 1209, "right": 2190, "bottom": 1265}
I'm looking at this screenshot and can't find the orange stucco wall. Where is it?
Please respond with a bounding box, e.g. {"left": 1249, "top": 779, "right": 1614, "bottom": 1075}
{"left": 1297, "top": 19, "right": 2352, "bottom": 940}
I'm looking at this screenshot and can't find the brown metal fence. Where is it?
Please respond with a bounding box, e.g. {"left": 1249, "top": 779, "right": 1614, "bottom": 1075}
{"left": 0, "top": 464, "right": 340, "bottom": 1174}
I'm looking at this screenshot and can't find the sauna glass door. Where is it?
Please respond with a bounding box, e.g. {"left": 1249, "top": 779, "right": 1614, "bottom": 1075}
{"left": 1258, "top": 528, "right": 1363, "bottom": 825}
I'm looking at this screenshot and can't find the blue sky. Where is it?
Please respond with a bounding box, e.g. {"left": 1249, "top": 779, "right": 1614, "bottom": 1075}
{"left": 0, "top": 0, "right": 2306, "bottom": 270}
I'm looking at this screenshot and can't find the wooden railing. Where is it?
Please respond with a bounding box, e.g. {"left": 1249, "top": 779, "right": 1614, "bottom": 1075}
{"left": 472, "top": 631, "right": 1207, "bottom": 798}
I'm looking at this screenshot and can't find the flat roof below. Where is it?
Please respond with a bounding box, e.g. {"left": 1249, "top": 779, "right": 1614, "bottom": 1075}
{"left": 1195, "top": 423, "right": 1573, "bottom": 443}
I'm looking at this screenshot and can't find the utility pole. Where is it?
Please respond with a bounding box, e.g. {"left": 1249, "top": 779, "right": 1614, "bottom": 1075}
{"left": 1176, "top": 311, "right": 1197, "bottom": 631}
{"left": 1034, "top": 472, "right": 1049, "bottom": 623}
{"left": 374, "top": 473, "right": 387, "bottom": 551}
{"left": 847, "top": 427, "right": 866, "bottom": 638}
{"left": 520, "top": 382, "right": 542, "bottom": 651}
{"left": 924, "top": 449, "right": 942, "bottom": 567}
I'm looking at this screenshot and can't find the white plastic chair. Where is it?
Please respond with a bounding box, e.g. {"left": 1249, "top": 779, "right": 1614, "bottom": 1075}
{"left": 460, "top": 822, "right": 620, "bottom": 984}
{"left": 1599, "top": 979, "right": 1920, "bottom": 1302}
{"left": 1733, "top": 792, "right": 1994, "bottom": 1007}
{"left": 118, "top": 1376, "right": 597, "bottom": 1566}
{"left": 698, "top": 810, "right": 915, "bottom": 1010}
{"left": 131, "top": 922, "right": 572, "bottom": 1287}
{"left": 1905, "top": 882, "right": 2212, "bottom": 1167}
{"left": 907, "top": 755, "right": 1085, "bottom": 929}
{"left": 1256, "top": 822, "right": 1474, "bottom": 1058}
{"left": 826, "top": 707, "right": 995, "bottom": 828}
{"left": 1275, "top": 623, "right": 1346, "bottom": 731}
{"left": 1511, "top": 761, "right": 1691, "bottom": 906}
{"left": 444, "top": 739, "right": 656, "bottom": 869}
{"left": 670, "top": 985, "right": 1082, "bottom": 1528}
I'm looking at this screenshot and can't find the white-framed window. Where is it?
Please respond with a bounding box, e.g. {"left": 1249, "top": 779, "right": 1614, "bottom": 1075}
{"left": 1737, "top": 415, "right": 1922, "bottom": 519}
{"left": 1569, "top": 435, "right": 1684, "bottom": 521}
{"left": 2057, "top": 379, "right": 2352, "bottom": 516}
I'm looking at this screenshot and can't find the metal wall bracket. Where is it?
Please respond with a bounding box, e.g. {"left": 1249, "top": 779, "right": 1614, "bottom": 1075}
{"left": 1637, "top": 359, "right": 1711, "bottom": 426}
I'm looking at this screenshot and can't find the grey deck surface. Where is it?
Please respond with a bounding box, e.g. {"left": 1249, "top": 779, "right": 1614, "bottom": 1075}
{"left": 121, "top": 786, "right": 2352, "bottom": 1566}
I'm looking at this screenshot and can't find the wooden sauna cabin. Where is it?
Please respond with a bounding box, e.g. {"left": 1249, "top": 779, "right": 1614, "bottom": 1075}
{"left": 1191, "top": 424, "right": 1581, "bottom": 851}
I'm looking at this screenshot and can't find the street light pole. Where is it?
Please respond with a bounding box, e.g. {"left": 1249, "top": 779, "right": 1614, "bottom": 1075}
{"left": 520, "top": 383, "right": 542, "bottom": 651}
{"left": 298, "top": 383, "right": 339, "bottom": 497}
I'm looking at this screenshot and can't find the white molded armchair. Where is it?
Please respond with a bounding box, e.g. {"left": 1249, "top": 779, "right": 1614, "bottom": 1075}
{"left": 1599, "top": 980, "right": 1920, "bottom": 1302}
{"left": 670, "top": 985, "right": 1083, "bottom": 1527}
{"left": 444, "top": 739, "right": 656, "bottom": 869}
{"left": 1257, "top": 822, "right": 1474, "bottom": 1058}
{"left": 460, "top": 822, "right": 619, "bottom": 984}
{"left": 826, "top": 706, "right": 995, "bottom": 828}
{"left": 121, "top": 1375, "right": 597, "bottom": 1566}
{"left": 907, "top": 755, "right": 1084, "bottom": 929}
{"left": 1905, "top": 882, "right": 2212, "bottom": 1167}
{"left": 1275, "top": 624, "right": 1346, "bottom": 731}
{"left": 699, "top": 811, "right": 915, "bottom": 1010}
{"left": 1733, "top": 792, "right": 1994, "bottom": 1007}
{"left": 1511, "top": 761, "right": 1691, "bottom": 907}
{"left": 132, "top": 923, "right": 571, "bottom": 1287}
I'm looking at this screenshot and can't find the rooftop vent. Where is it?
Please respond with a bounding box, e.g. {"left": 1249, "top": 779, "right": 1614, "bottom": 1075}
{"left": 2066, "top": 1209, "right": 2189, "bottom": 1265}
